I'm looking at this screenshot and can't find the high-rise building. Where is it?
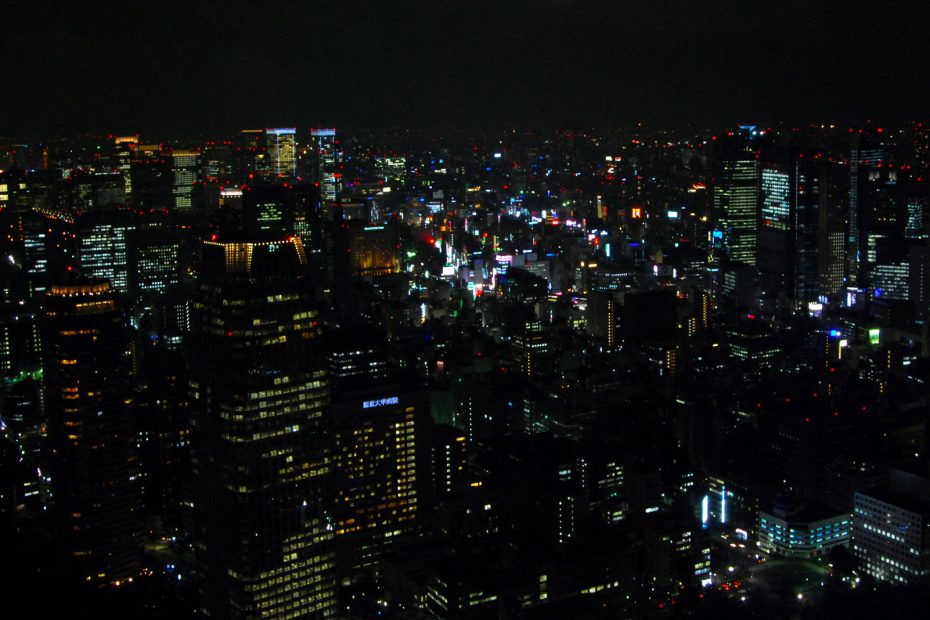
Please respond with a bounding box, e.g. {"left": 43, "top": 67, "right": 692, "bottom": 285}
{"left": 190, "top": 237, "right": 335, "bottom": 619}
{"left": 113, "top": 135, "right": 137, "bottom": 199}
{"left": 42, "top": 277, "right": 140, "bottom": 585}
{"left": 818, "top": 162, "right": 848, "bottom": 298}
{"left": 129, "top": 144, "right": 173, "bottom": 211}
{"left": 78, "top": 208, "right": 136, "bottom": 295}
{"left": 171, "top": 149, "right": 200, "bottom": 211}
{"left": 852, "top": 466, "right": 930, "bottom": 585}
{"left": 715, "top": 157, "right": 760, "bottom": 267}
{"left": 266, "top": 128, "right": 297, "bottom": 179}
{"left": 129, "top": 226, "right": 183, "bottom": 298}
{"left": 310, "top": 129, "right": 341, "bottom": 203}
{"left": 512, "top": 319, "right": 548, "bottom": 377}
{"left": 757, "top": 153, "right": 822, "bottom": 305}
{"left": 911, "top": 244, "right": 930, "bottom": 321}
{"left": 330, "top": 389, "right": 424, "bottom": 575}
{"left": 849, "top": 133, "right": 884, "bottom": 286}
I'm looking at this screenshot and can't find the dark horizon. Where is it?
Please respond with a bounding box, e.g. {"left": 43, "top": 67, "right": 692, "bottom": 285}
{"left": 3, "top": 1, "right": 929, "bottom": 137}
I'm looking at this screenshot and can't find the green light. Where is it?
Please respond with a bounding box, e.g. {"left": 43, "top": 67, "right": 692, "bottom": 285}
{"left": 869, "top": 328, "right": 880, "bottom": 346}
{"left": 3, "top": 368, "right": 42, "bottom": 384}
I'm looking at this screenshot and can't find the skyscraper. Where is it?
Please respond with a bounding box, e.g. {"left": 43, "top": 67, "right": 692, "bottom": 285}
{"left": 42, "top": 277, "right": 140, "bottom": 585}
{"left": 266, "top": 128, "right": 297, "bottom": 179}
{"left": 310, "top": 129, "right": 340, "bottom": 203}
{"left": 190, "top": 236, "right": 335, "bottom": 619}
{"left": 171, "top": 149, "right": 200, "bottom": 212}
{"left": 330, "top": 389, "right": 423, "bottom": 576}
{"left": 78, "top": 208, "right": 136, "bottom": 295}
{"left": 849, "top": 133, "right": 885, "bottom": 286}
{"left": 715, "top": 157, "right": 760, "bottom": 267}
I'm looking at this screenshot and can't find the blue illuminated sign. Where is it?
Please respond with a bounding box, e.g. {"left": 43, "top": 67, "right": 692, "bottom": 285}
{"left": 363, "top": 396, "right": 399, "bottom": 409}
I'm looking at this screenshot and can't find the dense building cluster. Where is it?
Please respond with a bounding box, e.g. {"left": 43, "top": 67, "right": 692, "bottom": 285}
{"left": 1, "top": 122, "right": 929, "bottom": 617}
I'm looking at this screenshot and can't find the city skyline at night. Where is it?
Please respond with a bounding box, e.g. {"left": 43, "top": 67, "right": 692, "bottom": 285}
{"left": 2, "top": 3, "right": 930, "bottom": 620}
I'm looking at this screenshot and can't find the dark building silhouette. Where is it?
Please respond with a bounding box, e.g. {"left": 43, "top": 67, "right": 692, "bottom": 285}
{"left": 190, "top": 237, "right": 336, "bottom": 619}
{"left": 42, "top": 277, "right": 141, "bottom": 585}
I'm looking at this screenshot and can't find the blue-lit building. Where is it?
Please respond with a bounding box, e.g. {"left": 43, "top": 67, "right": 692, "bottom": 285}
{"left": 852, "top": 466, "right": 930, "bottom": 584}
{"left": 757, "top": 503, "right": 850, "bottom": 559}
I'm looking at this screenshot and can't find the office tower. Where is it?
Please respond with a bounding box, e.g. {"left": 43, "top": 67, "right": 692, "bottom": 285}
{"left": 129, "top": 144, "right": 173, "bottom": 211}
{"left": 871, "top": 235, "right": 911, "bottom": 301}
{"left": 78, "top": 208, "right": 136, "bottom": 295}
{"left": 190, "top": 237, "right": 335, "bottom": 619}
{"left": 244, "top": 184, "right": 292, "bottom": 236}
{"left": 911, "top": 244, "right": 930, "bottom": 321}
{"left": 715, "top": 157, "right": 759, "bottom": 266}
{"left": 292, "top": 183, "right": 325, "bottom": 252}
{"left": 129, "top": 226, "right": 183, "bottom": 298}
{"left": 429, "top": 424, "right": 468, "bottom": 500}
{"left": 512, "top": 319, "right": 548, "bottom": 377}
{"left": 757, "top": 161, "right": 790, "bottom": 296}
{"left": 856, "top": 164, "right": 906, "bottom": 294}
{"left": 136, "top": 344, "right": 191, "bottom": 533}
{"left": 327, "top": 220, "right": 401, "bottom": 286}
{"left": 852, "top": 466, "right": 930, "bottom": 584}
{"left": 848, "top": 133, "right": 884, "bottom": 286}
{"left": 171, "top": 149, "right": 199, "bottom": 211}
{"left": 818, "top": 162, "right": 848, "bottom": 298}
{"left": 266, "top": 128, "right": 297, "bottom": 179}
{"left": 310, "top": 129, "right": 341, "bottom": 203}
{"left": 42, "top": 277, "right": 140, "bottom": 585}
{"left": 326, "top": 339, "right": 390, "bottom": 396}
{"left": 758, "top": 153, "right": 822, "bottom": 305}
{"left": 113, "top": 136, "right": 137, "bottom": 199}
{"left": 585, "top": 291, "right": 619, "bottom": 347}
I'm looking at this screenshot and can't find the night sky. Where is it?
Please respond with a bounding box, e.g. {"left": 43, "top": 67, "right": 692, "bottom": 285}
{"left": 2, "top": 0, "right": 929, "bottom": 136}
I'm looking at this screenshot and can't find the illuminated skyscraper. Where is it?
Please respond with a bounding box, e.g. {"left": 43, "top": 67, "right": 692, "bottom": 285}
{"left": 171, "top": 149, "right": 199, "bottom": 211}
{"left": 757, "top": 153, "right": 822, "bottom": 305}
{"left": 512, "top": 319, "right": 548, "bottom": 377}
{"left": 78, "top": 208, "right": 136, "bottom": 295}
{"left": 190, "top": 237, "right": 335, "bottom": 619}
{"left": 310, "top": 129, "right": 341, "bottom": 203}
{"left": 113, "top": 135, "right": 137, "bottom": 198}
{"left": 266, "top": 128, "right": 297, "bottom": 179}
{"left": 848, "top": 134, "right": 884, "bottom": 286}
{"left": 330, "top": 389, "right": 423, "bottom": 575}
{"left": 715, "top": 158, "right": 759, "bottom": 266}
{"left": 42, "top": 277, "right": 140, "bottom": 585}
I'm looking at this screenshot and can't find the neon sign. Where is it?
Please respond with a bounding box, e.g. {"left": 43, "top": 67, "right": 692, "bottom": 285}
{"left": 363, "top": 396, "right": 399, "bottom": 409}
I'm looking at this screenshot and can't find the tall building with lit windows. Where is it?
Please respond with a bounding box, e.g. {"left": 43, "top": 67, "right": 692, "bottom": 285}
{"left": 78, "top": 208, "right": 136, "bottom": 295}
{"left": 190, "top": 236, "right": 335, "bottom": 619}
{"left": 310, "top": 129, "right": 340, "bottom": 203}
{"left": 42, "top": 277, "right": 140, "bottom": 585}
{"left": 171, "top": 149, "right": 200, "bottom": 211}
{"left": 512, "top": 319, "right": 548, "bottom": 377}
{"left": 852, "top": 466, "right": 930, "bottom": 585}
{"left": 330, "top": 389, "right": 424, "bottom": 576}
{"left": 266, "top": 128, "right": 297, "bottom": 179}
{"left": 715, "top": 158, "right": 759, "bottom": 266}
